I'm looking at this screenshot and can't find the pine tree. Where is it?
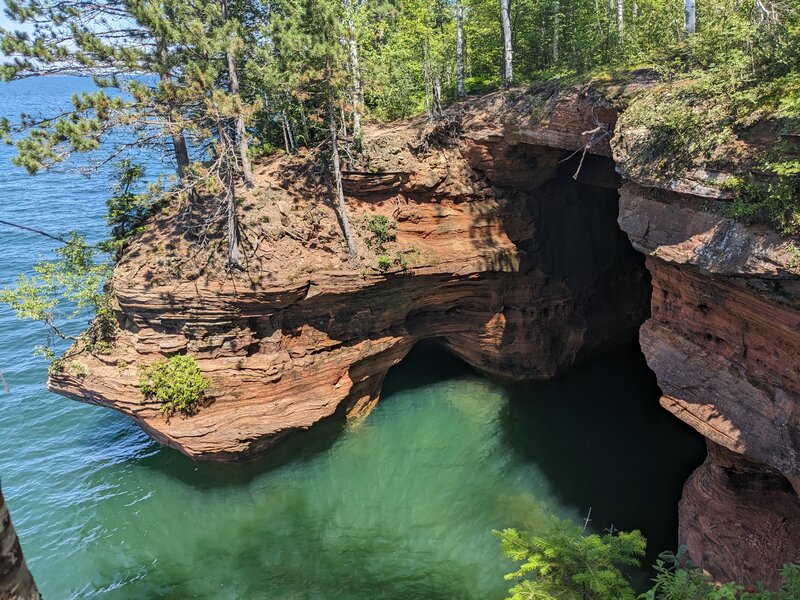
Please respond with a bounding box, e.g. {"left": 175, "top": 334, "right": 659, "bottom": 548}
{"left": 0, "top": 0, "right": 258, "bottom": 269}
{"left": 495, "top": 518, "right": 645, "bottom": 600}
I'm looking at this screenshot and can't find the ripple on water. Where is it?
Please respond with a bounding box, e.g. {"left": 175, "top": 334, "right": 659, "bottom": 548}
{"left": 0, "top": 77, "right": 707, "bottom": 599}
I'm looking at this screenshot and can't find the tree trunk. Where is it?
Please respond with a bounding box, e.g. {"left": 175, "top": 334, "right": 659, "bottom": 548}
{"left": 221, "top": 0, "right": 254, "bottom": 187}
{"left": 552, "top": 0, "right": 559, "bottom": 63}
{"left": 423, "top": 41, "right": 431, "bottom": 120}
{"left": 224, "top": 160, "right": 243, "bottom": 270}
{"left": 298, "top": 99, "right": 311, "bottom": 146}
{"left": 684, "top": 0, "right": 696, "bottom": 33}
{"left": 344, "top": 0, "right": 363, "bottom": 146}
{"left": 616, "top": 0, "right": 624, "bottom": 40}
{"left": 500, "top": 0, "right": 513, "bottom": 86}
{"left": 170, "top": 130, "right": 191, "bottom": 183}
{"left": 755, "top": 0, "right": 776, "bottom": 22}
{"left": 157, "top": 42, "right": 191, "bottom": 185}
{"left": 213, "top": 111, "right": 244, "bottom": 270}
{"left": 281, "top": 114, "right": 291, "bottom": 154}
{"left": 283, "top": 112, "right": 295, "bottom": 151}
{"left": 455, "top": 0, "right": 466, "bottom": 98}
{"left": 326, "top": 60, "right": 359, "bottom": 260}
{"left": 0, "top": 482, "right": 40, "bottom": 600}
{"left": 432, "top": 76, "right": 443, "bottom": 118}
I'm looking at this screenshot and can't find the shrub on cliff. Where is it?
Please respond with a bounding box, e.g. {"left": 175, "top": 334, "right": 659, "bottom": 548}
{"left": 495, "top": 518, "right": 646, "bottom": 600}
{"left": 364, "top": 215, "right": 396, "bottom": 253}
{"left": 498, "top": 520, "right": 800, "bottom": 600}
{"left": 643, "top": 551, "right": 800, "bottom": 599}
{"left": 138, "top": 355, "right": 210, "bottom": 416}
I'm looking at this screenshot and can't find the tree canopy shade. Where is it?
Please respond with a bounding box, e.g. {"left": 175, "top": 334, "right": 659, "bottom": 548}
{"left": 3, "top": 0, "right": 797, "bottom": 142}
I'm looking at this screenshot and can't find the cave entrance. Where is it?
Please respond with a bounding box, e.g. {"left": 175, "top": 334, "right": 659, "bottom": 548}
{"left": 379, "top": 337, "right": 706, "bottom": 590}
{"left": 377, "top": 148, "right": 706, "bottom": 586}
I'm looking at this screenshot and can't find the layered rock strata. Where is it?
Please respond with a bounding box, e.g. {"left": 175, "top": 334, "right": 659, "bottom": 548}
{"left": 50, "top": 87, "right": 648, "bottom": 459}
{"left": 617, "top": 181, "right": 800, "bottom": 586}
{"left": 48, "top": 82, "right": 800, "bottom": 585}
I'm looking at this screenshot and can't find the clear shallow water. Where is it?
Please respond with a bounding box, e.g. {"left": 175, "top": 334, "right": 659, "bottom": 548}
{"left": 0, "top": 77, "right": 706, "bottom": 598}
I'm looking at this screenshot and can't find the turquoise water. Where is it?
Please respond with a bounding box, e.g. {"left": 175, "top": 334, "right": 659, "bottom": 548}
{"left": 0, "top": 77, "right": 706, "bottom": 598}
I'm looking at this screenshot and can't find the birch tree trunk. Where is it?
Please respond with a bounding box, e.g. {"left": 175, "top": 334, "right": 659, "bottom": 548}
{"left": 221, "top": 0, "right": 254, "bottom": 187}
{"left": 326, "top": 60, "right": 359, "bottom": 260}
{"left": 500, "top": 0, "right": 513, "bottom": 86}
{"left": 344, "top": 0, "right": 363, "bottom": 145}
{"left": 684, "top": 0, "right": 696, "bottom": 33}
{"left": 0, "top": 483, "right": 40, "bottom": 600}
{"left": 423, "top": 42, "right": 432, "bottom": 120}
{"left": 616, "top": 0, "right": 624, "bottom": 40}
{"left": 552, "top": 0, "right": 559, "bottom": 63}
{"left": 455, "top": 0, "right": 466, "bottom": 98}
{"left": 755, "top": 0, "right": 776, "bottom": 22}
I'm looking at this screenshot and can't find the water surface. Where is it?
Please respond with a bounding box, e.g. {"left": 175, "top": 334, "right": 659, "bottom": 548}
{"left": 0, "top": 77, "right": 706, "bottom": 598}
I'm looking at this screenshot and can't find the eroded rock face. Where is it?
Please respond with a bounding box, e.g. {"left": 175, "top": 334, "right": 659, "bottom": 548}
{"left": 47, "top": 83, "right": 800, "bottom": 584}
{"left": 618, "top": 182, "right": 800, "bottom": 585}
{"left": 50, "top": 103, "right": 648, "bottom": 459}
{"left": 679, "top": 442, "right": 800, "bottom": 587}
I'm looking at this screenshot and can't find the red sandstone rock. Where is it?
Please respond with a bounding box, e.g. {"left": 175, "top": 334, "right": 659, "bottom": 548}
{"left": 46, "top": 83, "right": 800, "bottom": 586}
{"left": 617, "top": 175, "right": 800, "bottom": 588}
{"left": 679, "top": 442, "right": 800, "bottom": 588}
{"left": 50, "top": 94, "right": 647, "bottom": 459}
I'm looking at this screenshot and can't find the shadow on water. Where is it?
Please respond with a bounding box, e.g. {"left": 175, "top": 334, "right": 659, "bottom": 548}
{"left": 498, "top": 342, "right": 707, "bottom": 571}
{"left": 127, "top": 339, "right": 704, "bottom": 596}
{"left": 382, "top": 338, "right": 475, "bottom": 396}
{"left": 382, "top": 340, "right": 706, "bottom": 584}
{"left": 136, "top": 339, "right": 467, "bottom": 490}
{"left": 134, "top": 415, "right": 348, "bottom": 490}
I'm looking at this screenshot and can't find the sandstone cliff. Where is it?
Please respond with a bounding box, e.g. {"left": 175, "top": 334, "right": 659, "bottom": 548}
{"left": 48, "top": 79, "right": 799, "bottom": 585}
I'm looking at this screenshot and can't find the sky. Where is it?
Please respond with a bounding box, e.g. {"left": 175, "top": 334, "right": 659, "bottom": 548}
{"left": 1, "top": 2, "right": 33, "bottom": 34}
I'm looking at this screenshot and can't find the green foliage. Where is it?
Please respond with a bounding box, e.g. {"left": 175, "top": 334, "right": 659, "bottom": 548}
{"left": 364, "top": 214, "right": 396, "bottom": 252}
{"left": 377, "top": 254, "right": 393, "bottom": 272}
{"left": 0, "top": 233, "right": 114, "bottom": 357}
{"left": 138, "top": 355, "right": 210, "bottom": 416}
{"left": 100, "top": 160, "right": 163, "bottom": 259}
{"left": 495, "top": 518, "right": 645, "bottom": 600}
{"left": 618, "top": 78, "right": 738, "bottom": 177}
{"left": 725, "top": 148, "right": 800, "bottom": 236}
{"left": 497, "top": 522, "right": 800, "bottom": 600}
{"left": 642, "top": 549, "right": 800, "bottom": 599}
{"left": 376, "top": 250, "right": 408, "bottom": 273}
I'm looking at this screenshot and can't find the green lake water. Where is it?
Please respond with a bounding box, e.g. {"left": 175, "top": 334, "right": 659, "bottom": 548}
{"left": 0, "top": 77, "right": 706, "bottom": 599}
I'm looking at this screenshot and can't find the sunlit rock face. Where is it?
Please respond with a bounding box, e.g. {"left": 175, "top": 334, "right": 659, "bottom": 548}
{"left": 48, "top": 83, "right": 800, "bottom": 586}
{"left": 49, "top": 87, "right": 648, "bottom": 461}
{"left": 617, "top": 177, "right": 800, "bottom": 587}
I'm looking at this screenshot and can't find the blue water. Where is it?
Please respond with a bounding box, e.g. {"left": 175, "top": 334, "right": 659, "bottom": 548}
{"left": 0, "top": 77, "right": 706, "bottom": 598}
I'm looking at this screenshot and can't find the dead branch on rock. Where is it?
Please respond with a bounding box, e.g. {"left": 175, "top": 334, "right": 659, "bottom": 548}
{"left": 558, "top": 103, "right": 612, "bottom": 179}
